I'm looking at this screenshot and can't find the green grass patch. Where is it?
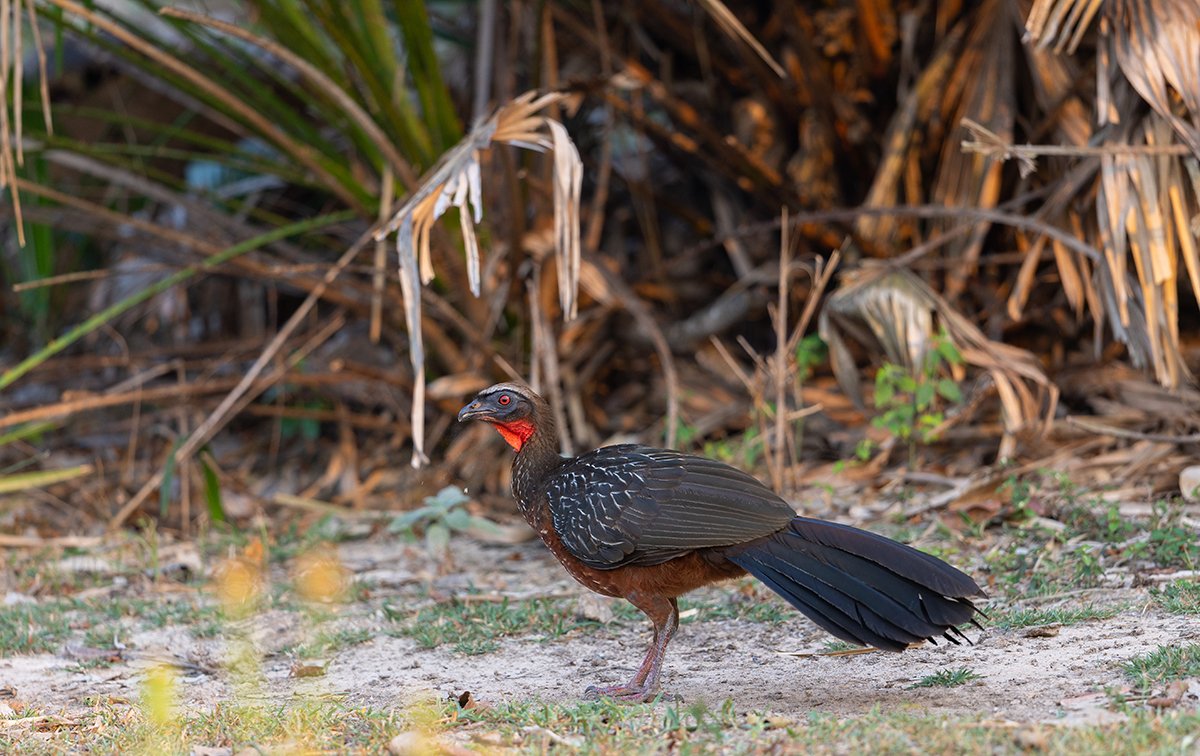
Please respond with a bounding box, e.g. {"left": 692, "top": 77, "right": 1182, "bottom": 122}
{"left": 991, "top": 603, "right": 1120, "bottom": 630}
{"left": 1062, "top": 500, "right": 1198, "bottom": 570}
{"left": 0, "top": 698, "right": 400, "bottom": 754}
{"left": 387, "top": 590, "right": 798, "bottom": 657}
{"left": 981, "top": 538, "right": 1107, "bottom": 599}
{"left": 0, "top": 600, "right": 77, "bottom": 653}
{"left": 387, "top": 598, "right": 600, "bottom": 655}
{"left": 7, "top": 687, "right": 1200, "bottom": 754}
{"left": 0, "top": 595, "right": 223, "bottom": 656}
{"left": 1122, "top": 644, "right": 1200, "bottom": 692}
{"left": 1151, "top": 580, "right": 1200, "bottom": 614}
{"left": 457, "top": 696, "right": 653, "bottom": 744}
{"left": 909, "top": 667, "right": 983, "bottom": 688}
{"left": 444, "top": 697, "right": 1200, "bottom": 755}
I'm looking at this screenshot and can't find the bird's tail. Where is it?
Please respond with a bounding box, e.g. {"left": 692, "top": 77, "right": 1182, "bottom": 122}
{"left": 723, "top": 517, "right": 983, "bottom": 651}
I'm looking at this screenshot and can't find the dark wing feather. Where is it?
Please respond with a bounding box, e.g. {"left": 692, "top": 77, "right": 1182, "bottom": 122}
{"left": 546, "top": 445, "right": 795, "bottom": 569}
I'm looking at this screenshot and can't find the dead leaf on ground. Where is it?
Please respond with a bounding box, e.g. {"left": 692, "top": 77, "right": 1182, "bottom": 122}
{"left": 1147, "top": 679, "right": 1191, "bottom": 709}
{"left": 1023, "top": 625, "right": 1061, "bottom": 638}
{"left": 290, "top": 660, "right": 328, "bottom": 678}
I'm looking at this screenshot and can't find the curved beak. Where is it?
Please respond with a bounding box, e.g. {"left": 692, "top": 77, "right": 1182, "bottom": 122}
{"left": 457, "top": 399, "right": 489, "bottom": 422}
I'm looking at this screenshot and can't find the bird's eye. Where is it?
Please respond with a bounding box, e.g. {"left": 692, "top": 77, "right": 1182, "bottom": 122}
{"left": 498, "top": 394, "right": 511, "bottom": 406}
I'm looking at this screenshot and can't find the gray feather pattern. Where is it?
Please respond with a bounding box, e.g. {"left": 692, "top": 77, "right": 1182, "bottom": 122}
{"left": 545, "top": 444, "right": 795, "bottom": 569}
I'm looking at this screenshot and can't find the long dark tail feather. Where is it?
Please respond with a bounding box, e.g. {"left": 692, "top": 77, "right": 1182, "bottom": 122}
{"left": 723, "top": 517, "right": 984, "bottom": 652}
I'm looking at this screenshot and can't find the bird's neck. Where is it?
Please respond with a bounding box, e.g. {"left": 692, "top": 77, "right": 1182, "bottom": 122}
{"left": 510, "top": 413, "right": 566, "bottom": 522}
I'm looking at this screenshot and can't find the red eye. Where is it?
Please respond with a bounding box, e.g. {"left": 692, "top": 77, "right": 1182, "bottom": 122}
{"left": 498, "top": 394, "right": 511, "bottom": 406}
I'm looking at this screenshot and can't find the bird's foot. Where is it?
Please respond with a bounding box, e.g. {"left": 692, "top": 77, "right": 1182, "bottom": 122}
{"left": 584, "top": 682, "right": 658, "bottom": 703}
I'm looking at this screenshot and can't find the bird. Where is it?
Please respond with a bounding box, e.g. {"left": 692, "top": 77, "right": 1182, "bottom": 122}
{"left": 458, "top": 381, "right": 984, "bottom": 702}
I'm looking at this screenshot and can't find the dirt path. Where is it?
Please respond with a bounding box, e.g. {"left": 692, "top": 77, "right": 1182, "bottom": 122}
{"left": 4, "top": 537, "right": 1197, "bottom": 731}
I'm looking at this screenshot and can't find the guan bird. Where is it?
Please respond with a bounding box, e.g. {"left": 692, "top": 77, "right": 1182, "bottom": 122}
{"left": 458, "top": 382, "right": 984, "bottom": 701}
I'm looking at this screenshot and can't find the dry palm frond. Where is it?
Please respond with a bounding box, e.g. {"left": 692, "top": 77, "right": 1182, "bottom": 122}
{"left": 1107, "top": 0, "right": 1200, "bottom": 157}
{"left": 375, "top": 91, "right": 583, "bottom": 467}
{"left": 856, "top": 23, "right": 965, "bottom": 245}
{"left": 1025, "top": 0, "right": 1200, "bottom": 390}
{"left": 1031, "top": 0, "right": 1200, "bottom": 151}
{"left": 1005, "top": 32, "right": 1095, "bottom": 321}
{"left": 819, "top": 266, "right": 1058, "bottom": 459}
{"left": 1024, "top": 0, "right": 1105, "bottom": 53}
{"left": 1087, "top": 0, "right": 1200, "bottom": 388}
{"left": 931, "top": 0, "right": 1017, "bottom": 300}
{"left": 1095, "top": 114, "right": 1197, "bottom": 386}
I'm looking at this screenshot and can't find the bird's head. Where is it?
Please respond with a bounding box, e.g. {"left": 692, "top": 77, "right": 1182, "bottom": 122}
{"left": 457, "top": 382, "right": 542, "bottom": 452}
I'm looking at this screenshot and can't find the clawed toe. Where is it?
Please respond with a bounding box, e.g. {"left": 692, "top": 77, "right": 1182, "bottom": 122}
{"left": 584, "top": 683, "right": 657, "bottom": 703}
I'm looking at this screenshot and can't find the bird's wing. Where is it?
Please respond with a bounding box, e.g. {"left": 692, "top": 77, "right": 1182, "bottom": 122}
{"left": 545, "top": 445, "right": 796, "bottom": 569}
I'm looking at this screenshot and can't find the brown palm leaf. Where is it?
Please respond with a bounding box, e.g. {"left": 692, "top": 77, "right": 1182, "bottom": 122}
{"left": 376, "top": 91, "right": 583, "bottom": 467}
{"left": 1108, "top": 0, "right": 1200, "bottom": 156}
{"left": 1026, "top": 0, "right": 1200, "bottom": 389}
{"left": 931, "top": 0, "right": 1019, "bottom": 301}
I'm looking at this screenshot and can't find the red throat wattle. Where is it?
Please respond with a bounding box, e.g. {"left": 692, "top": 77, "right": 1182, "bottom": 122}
{"left": 490, "top": 419, "right": 536, "bottom": 451}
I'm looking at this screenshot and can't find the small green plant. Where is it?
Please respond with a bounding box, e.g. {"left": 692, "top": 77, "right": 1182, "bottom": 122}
{"left": 703, "top": 426, "right": 764, "bottom": 470}
{"left": 1072, "top": 546, "right": 1104, "bottom": 584}
{"left": 1151, "top": 580, "right": 1200, "bottom": 614}
{"left": 871, "top": 331, "right": 963, "bottom": 466}
{"left": 389, "top": 486, "right": 503, "bottom": 560}
{"left": 1122, "top": 644, "right": 1200, "bottom": 692}
{"left": 1144, "top": 500, "right": 1199, "bottom": 568}
{"left": 910, "top": 667, "right": 982, "bottom": 688}
{"left": 796, "top": 334, "right": 827, "bottom": 381}
{"left": 999, "top": 474, "right": 1035, "bottom": 520}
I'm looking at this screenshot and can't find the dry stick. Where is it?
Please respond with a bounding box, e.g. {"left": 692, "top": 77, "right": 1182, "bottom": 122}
{"left": 772, "top": 209, "right": 790, "bottom": 492}
{"left": 370, "top": 167, "right": 394, "bottom": 343}
{"left": 0, "top": 534, "right": 103, "bottom": 549}
{"left": 23, "top": 0, "right": 52, "bottom": 138}
{"left": 12, "top": 0, "right": 23, "bottom": 167}
{"left": 243, "top": 403, "right": 398, "bottom": 432}
{"left": 0, "top": 370, "right": 363, "bottom": 431}
{"left": 13, "top": 178, "right": 223, "bottom": 255}
{"left": 961, "top": 117, "right": 1194, "bottom": 161}
{"left": 11, "top": 266, "right": 171, "bottom": 290}
{"left": 0, "top": 0, "right": 26, "bottom": 246}
{"left": 1, "top": 381, "right": 248, "bottom": 429}
{"left": 528, "top": 272, "right": 573, "bottom": 454}
{"left": 582, "top": 0, "right": 615, "bottom": 253}
{"left": 690, "top": 204, "right": 1104, "bottom": 263}
{"left": 1063, "top": 416, "right": 1200, "bottom": 444}
{"left": 471, "top": 0, "right": 497, "bottom": 122}
{"left": 695, "top": 0, "right": 787, "bottom": 78}
{"left": 785, "top": 250, "right": 842, "bottom": 490}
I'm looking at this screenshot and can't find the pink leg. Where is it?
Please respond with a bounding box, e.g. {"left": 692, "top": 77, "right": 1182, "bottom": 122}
{"left": 586, "top": 594, "right": 679, "bottom": 702}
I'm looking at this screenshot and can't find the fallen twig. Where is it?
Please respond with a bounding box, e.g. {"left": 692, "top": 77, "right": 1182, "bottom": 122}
{"left": 1063, "top": 416, "right": 1200, "bottom": 444}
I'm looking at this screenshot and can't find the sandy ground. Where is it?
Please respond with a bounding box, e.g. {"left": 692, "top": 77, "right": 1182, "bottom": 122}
{"left": 3, "top": 538, "right": 1198, "bottom": 728}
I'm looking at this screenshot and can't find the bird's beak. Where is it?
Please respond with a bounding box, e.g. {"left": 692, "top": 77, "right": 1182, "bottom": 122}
{"left": 457, "top": 399, "right": 488, "bottom": 422}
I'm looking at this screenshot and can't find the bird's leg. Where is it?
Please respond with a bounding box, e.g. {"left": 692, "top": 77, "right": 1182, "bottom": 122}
{"left": 586, "top": 594, "right": 679, "bottom": 702}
